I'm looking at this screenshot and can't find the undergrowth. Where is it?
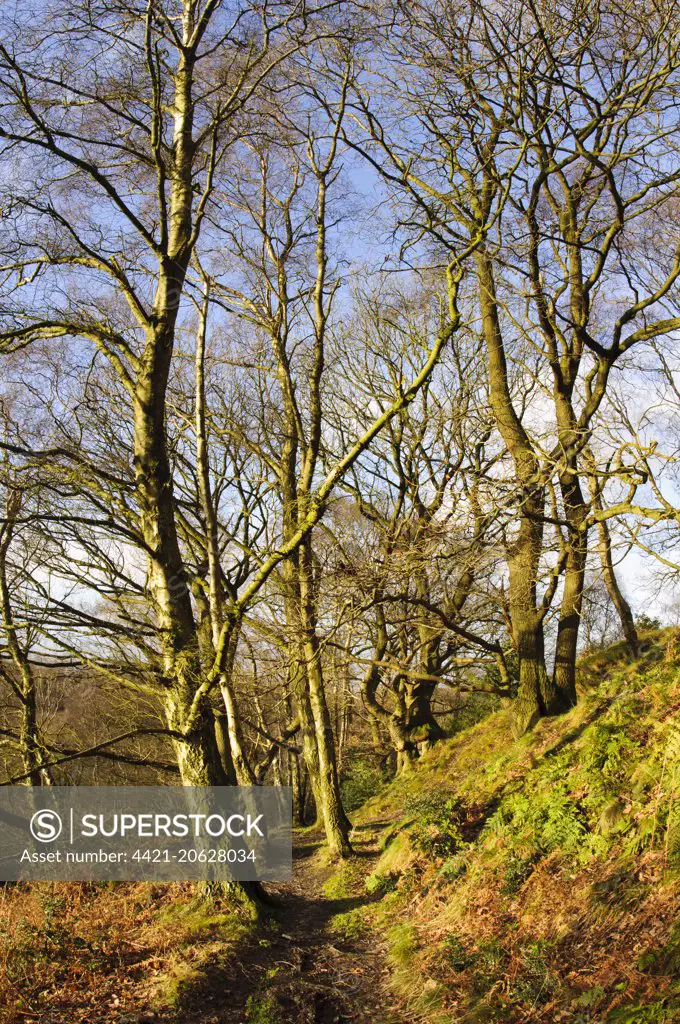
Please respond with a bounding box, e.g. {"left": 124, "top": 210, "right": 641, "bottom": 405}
{"left": 326, "top": 630, "right": 680, "bottom": 1023}
{"left": 0, "top": 882, "right": 254, "bottom": 1024}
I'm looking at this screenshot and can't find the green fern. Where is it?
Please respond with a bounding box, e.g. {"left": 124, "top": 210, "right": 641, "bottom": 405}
{"left": 486, "top": 783, "right": 592, "bottom": 860}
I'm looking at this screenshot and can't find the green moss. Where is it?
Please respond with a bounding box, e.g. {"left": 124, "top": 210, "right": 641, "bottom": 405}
{"left": 321, "top": 857, "right": 364, "bottom": 900}
{"left": 245, "top": 993, "right": 280, "bottom": 1023}
{"left": 374, "top": 829, "right": 414, "bottom": 876}
{"left": 330, "top": 906, "right": 368, "bottom": 940}
{"left": 151, "top": 964, "right": 209, "bottom": 1009}
{"left": 322, "top": 871, "right": 352, "bottom": 900}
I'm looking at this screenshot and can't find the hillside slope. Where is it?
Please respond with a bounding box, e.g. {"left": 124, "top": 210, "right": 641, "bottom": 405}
{"left": 325, "top": 631, "right": 680, "bottom": 1023}
{"left": 3, "top": 632, "right": 680, "bottom": 1024}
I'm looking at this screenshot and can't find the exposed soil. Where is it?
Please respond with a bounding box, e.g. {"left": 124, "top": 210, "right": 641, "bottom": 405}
{"left": 173, "top": 827, "right": 410, "bottom": 1024}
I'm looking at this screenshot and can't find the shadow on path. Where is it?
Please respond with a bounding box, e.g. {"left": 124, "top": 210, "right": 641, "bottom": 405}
{"left": 169, "top": 828, "right": 411, "bottom": 1024}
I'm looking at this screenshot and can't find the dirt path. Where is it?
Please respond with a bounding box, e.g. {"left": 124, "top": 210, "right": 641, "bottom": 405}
{"left": 176, "top": 827, "right": 410, "bottom": 1024}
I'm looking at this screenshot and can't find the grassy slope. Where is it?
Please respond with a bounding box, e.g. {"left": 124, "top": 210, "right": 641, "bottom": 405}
{"left": 325, "top": 631, "right": 680, "bottom": 1024}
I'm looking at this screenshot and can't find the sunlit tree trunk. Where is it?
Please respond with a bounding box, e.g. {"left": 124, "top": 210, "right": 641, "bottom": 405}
{"left": 0, "top": 489, "right": 53, "bottom": 785}
{"left": 298, "top": 536, "right": 352, "bottom": 854}
{"left": 476, "top": 251, "right": 554, "bottom": 734}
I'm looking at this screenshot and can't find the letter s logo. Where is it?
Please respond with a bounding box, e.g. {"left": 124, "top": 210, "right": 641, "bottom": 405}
{"left": 30, "top": 809, "right": 62, "bottom": 843}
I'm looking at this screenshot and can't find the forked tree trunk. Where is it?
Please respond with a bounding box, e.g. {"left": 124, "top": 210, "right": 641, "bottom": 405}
{"left": 135, "top": 315, "right": 256, "bottom": 908}
{"left": 281, "top": 547, "right": 352, "bottom": 853}
{"left": 193, "top": 285, "right": 254, "bottom": 786}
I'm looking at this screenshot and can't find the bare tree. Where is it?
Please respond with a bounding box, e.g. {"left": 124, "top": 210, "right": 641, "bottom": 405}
{"left": 340, "top": 0, "right": 680, "bottom": 732}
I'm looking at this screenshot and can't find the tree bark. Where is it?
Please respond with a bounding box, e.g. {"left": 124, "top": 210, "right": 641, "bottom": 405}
{"left": 587, "top": 456, "right": 639, "bottom": 655}
{"left": 552, "top": 470, "right": 588, "bottom": 708}
{"left": 0, "top": 492, "right": 52, "bottom": 785}
{"left": 297, "top": 537, "right": 352, "bottom": 855}
{"left": 476, "top": 250, "right": 553, "bottom": 733}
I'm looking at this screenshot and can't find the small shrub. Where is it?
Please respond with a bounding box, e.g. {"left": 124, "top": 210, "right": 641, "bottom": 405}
{"left": 637, "top": 922, "right": 680, "bottom": 976}
{"left": 365, "top": 871, "right": 399, "bottom": 896}
{"left": 636, "top": 614, "right": 662, "bottom": 632}
{"left": 607, "top": 1000, "right": 680, "bottom": 1023}
{"left": 440, "top": 853, "right": 467, "bottom": 881}
{"left": 444, "top": 691, "right": 502, "bottom": 735}
{"left": 577, "top": 985, "right": 606, "bottom": 1009}
{"left": 486, "top": 785, "right": 592, "bottom": 861}
{"left": 591, "top": 866, "right": 649, "bottom": 911}
{"left": 582, "top": 723, "right": 638, "bottom": 790}
{"left": 471, "top": 937, "right": 508, "bottom": 995}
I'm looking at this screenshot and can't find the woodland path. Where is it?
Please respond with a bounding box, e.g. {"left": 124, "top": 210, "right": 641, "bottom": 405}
{"left": 174, "top": 825, "right": 412, "bottom": 1024}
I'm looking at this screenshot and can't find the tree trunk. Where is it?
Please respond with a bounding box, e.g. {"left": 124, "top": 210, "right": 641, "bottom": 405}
{"left": 165, "top": 687, "right": 231, "bottom": 787}
{"left": 20, "top": 690, "right": 52, "bottom": 786}
{"left": 135, "top": 308, "right": 254, "bottom": 907}
{"left": 508, "top": 512, "right": 553, "bottom": 736}
{"left": 404, "top": 680, "right": 444, "bottom": 750}
{"left": 220, "top": 679, "right": 256, "bottom": 785}
{"left": 213, "top": 710, "right": 237, "bottom": 785}
{"left": 552, "top": 472, "right": 588, "bottom": 708}
{"left": 409, "top": 569, "right": 445, "bottom": 751}
{"left": 298, "top": 539, "right": 352, "bottom": 856}
{"left": 388, "top": 683, "right": 417, "bottom": 773}
{"left": 283, "top": 574, "right": 324, "bottom": 827}
{"left": 290, "top": 752, "right": 304, "bottom": 826}
{"left": 476, "top": 250, "right": 551, "bottom": 734}
{"left": 589, "top": 470, "right": 639, "bottom": 655}
{"left": 0, "top": 499, "right": 52, "bottom": 785}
